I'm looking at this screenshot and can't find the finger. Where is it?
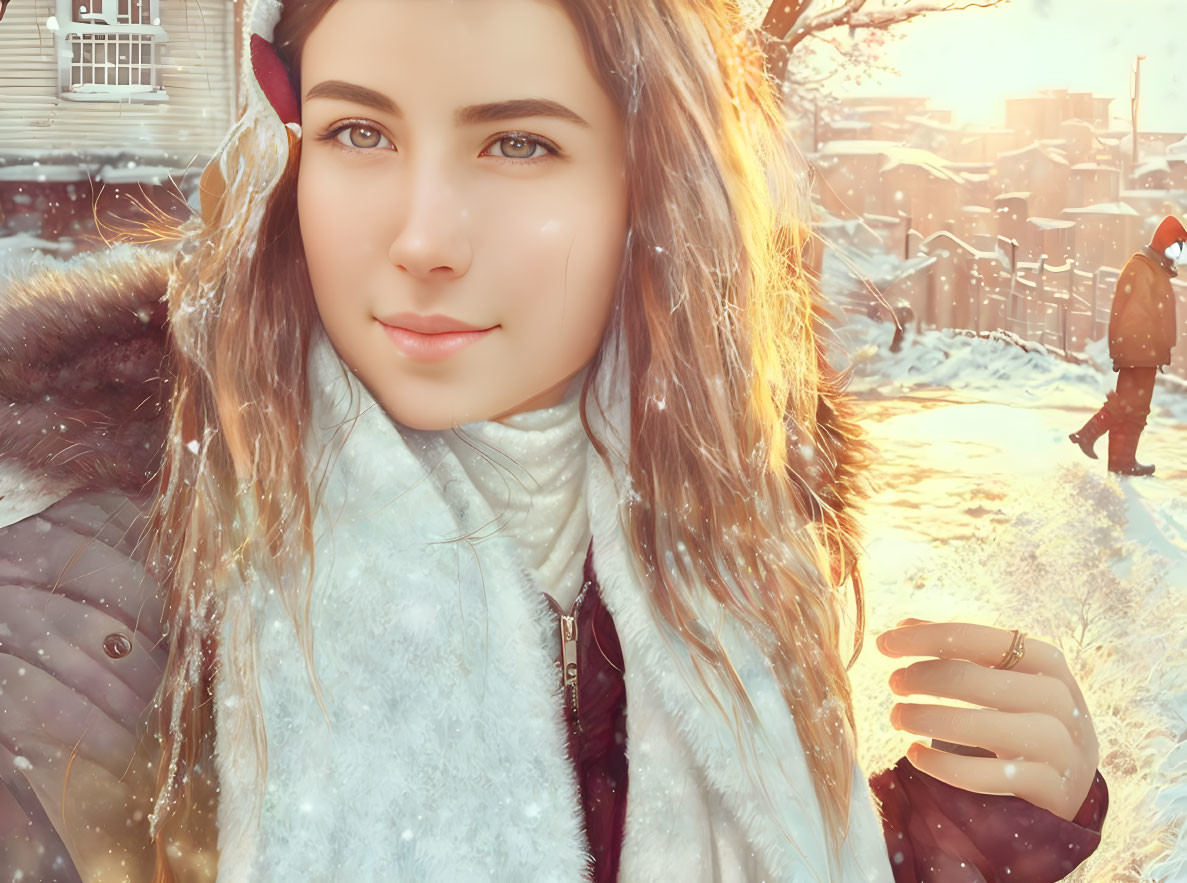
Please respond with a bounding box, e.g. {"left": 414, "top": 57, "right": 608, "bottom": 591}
{"left": 905, "top": 742, "right": 1070, "bottom": 818}
{"left": 877, "top": 622, "right": 1077, "bottom": 690}
{"left": 890, "top": 659, "right": 1082, "bottom": 735}
{"left": 893, "top": 703, "right": 1076, "bottom": 767}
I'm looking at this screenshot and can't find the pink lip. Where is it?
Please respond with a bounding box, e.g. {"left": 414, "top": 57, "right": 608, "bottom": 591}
{"left": 377, "top": 314, "right": 497, "bottom": 362}
{"left": 380, "top": 312, "right": 492, "bottom": 334}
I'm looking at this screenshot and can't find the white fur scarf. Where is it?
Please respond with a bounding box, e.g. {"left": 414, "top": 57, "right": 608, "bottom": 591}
{"left": 212, "top": 333, "right": 893, "bottom": 882}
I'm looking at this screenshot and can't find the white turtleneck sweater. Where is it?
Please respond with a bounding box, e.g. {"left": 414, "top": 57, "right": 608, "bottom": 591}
{"left": 439, "top": 386, "right": 593, "bottom": 614}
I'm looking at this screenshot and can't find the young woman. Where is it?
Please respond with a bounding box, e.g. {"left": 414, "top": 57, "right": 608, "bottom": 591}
{"left": 0, "top": 0, "right": 1107, "bottom": 880}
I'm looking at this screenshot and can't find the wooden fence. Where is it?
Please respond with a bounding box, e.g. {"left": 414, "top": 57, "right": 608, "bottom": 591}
{"left": 890, "top": 231, "right": 1187, "bottom": 380}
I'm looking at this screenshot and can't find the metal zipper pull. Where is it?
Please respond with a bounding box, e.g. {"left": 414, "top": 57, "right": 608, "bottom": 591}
{"left": 560, "top": 612, "right": 579, "bottom": 724}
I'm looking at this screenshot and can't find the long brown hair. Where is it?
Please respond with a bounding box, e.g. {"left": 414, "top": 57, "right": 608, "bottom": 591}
{"left": 146, "top": 1, "right": 871, "bottom": 877}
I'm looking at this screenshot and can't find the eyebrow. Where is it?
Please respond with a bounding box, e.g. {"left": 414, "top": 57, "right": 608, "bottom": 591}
{"left": 303, "top": 80, "right": 590, "bottom": 128}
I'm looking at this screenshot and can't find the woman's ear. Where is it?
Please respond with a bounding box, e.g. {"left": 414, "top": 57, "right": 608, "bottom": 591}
{"left": 250, "top": 34, "right": 301, "bottom": 126}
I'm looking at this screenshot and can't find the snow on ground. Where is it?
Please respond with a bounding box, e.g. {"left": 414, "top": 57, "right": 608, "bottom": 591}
{"left": 839, "top": 313, "right": 1187, "bottom": 880}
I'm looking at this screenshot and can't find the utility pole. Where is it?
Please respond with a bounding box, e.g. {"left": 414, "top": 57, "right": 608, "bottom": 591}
{"left": 1131, "top": 54, "right": 1146, "bottom": 167}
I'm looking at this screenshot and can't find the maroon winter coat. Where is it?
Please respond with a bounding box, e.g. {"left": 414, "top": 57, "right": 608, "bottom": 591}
{"left": 1, "top": 247, "right": 1106, "bottom": 880}
{"left": 557, "top": 545, "right": 1106, "bottom": 883}
{"left": 1109, "top": 247, "right": 1178, "bottom": 369}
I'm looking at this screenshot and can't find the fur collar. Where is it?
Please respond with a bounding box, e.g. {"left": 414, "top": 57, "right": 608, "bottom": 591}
{"left": 0, "top": 245, "right": 174, "bottom": 526}
{"left": 212, "top": 334, "right": 891, "bottom": 881}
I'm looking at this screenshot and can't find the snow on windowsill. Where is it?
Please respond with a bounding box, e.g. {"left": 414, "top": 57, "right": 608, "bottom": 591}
{"left": 62, "top": 85, "right": 169, "bottom": 103}
{"left": 97, "top": 164, "right": 178, "bottom": 185}
{"left": 0, "top": 165, "right": 90, "bottom": 183}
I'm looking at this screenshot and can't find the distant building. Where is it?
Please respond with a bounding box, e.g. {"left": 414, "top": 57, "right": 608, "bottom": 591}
{"left": 994, "top": 143, "right": 1070, "bottom": 217}
{"left": 956, "top": 205, "right": 995, "bottom": 252}
{"left": 1061, "top": 203, "right": 1141, "bottom": 270}
{"left": 955, "top": 127, "right": 1022, "bottom": 164}
{"left": 1005, "top": 88, "right": 1111, "bottom": 141}
{"left": 812, "top": 141, "right": 895, "bottom": 218}
{"left": 0, "top": 0, "right": 239, "bottom": 250}
{"left": 1131, "top": 158, "right": 1173, "bottom": 191}
{"left": 1025, "top": 217, "right": 1076, "bottom": 263}
{"left": 1058, "top": 119, "right": 1099, "bottom": 166}
{"left": 993, "top": 193, "right": 1030, "bottom": 251}
{"left": 1069, "top": 164, "right": 1122, "bottom": 208}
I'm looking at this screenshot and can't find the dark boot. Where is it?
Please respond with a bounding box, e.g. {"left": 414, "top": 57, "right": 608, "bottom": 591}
{"left": 1108, "top": 421, "right": 1155, "bottom": 476}
{"left": 1069, "top": 407, "right": 1113, "bottom": 460}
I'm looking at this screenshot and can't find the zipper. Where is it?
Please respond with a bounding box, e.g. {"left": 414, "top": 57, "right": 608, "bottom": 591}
{"left": 545, "top": 575, "right": 594, "bottom": 733}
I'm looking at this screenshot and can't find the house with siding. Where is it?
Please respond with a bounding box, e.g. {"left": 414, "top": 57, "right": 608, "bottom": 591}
{"left": 0, "top": 0, "right": 239, "bottom": 254}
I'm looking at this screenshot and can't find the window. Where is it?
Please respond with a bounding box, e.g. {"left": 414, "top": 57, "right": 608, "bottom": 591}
{"left": 55, "top": 0, "right": 169, "bottom": 101}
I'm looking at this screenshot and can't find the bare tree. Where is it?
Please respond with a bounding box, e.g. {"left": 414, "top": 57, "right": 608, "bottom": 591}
{"left": 759, "top": 0, "right": 1011, "bottom": 84}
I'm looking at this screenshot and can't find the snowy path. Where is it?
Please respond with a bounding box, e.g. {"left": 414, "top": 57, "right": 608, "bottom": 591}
{"left": 840, "top": 317, "right": 1187, "bottom": 880}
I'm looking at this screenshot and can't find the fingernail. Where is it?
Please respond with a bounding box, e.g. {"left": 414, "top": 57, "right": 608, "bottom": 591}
{"left": 889, "top": 704, "right": 901, "bottom": 728}
{"left": 889, "top": 669, "right": 904, "bottom": 691}
{"left": 876, "top": 632, "right": 889, "bottom": 653}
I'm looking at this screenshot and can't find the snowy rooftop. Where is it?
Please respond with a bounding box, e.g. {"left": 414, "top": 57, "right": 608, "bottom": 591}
{"left": 1061, "top": 203, "right": 1141, "bottom": 216}
{"left": 1133, "top": 158, "right": 1172, "bottom": 177}
{"left": 1028, "top": 217, "right": 1076, "bottom": 230}
{"left": 996, "top": 143, "right": 1070, "bottom": 166}
{"left": 816, "top": 140, "right": 904, "bottom": 157}
{"left": 1070, "top": 163, "right": 1120, "bottom": 173}
{"left": 903, "top": 115, "right": 962, "bottom": 133}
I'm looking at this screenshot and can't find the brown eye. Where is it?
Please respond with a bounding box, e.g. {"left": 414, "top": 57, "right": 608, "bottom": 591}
{"left": 498, "top": 135, "right": 537, "bottom": 159}
{"left": 328, "top": 123, "right": 391, "bottom": 152}
{"left": 346, "top": 125, "right": 383, "bottom": 149}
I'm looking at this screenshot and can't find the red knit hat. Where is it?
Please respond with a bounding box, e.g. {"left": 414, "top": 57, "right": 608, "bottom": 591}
{"left": 1151, "top": 215, "right": 1187, "bottom": 252}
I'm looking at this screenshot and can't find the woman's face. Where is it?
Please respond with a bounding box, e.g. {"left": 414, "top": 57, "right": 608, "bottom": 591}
{"left": 297, "top": 0, "right": 628, "bottom": 430}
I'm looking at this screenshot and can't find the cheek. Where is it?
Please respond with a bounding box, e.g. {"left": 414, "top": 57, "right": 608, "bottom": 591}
{"left": 487, "top": 189, "right": 627, "bottom": 339}
{"left": 297, "top": 158, "right": 382, "bottom": 287}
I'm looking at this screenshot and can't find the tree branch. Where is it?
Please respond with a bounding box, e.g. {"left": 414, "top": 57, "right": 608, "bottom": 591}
{"left": 851, "top": 0, "right": 1008, "bottom": 28}
{"left": 779, "top": 0, "right": 1007, "bottom": 52}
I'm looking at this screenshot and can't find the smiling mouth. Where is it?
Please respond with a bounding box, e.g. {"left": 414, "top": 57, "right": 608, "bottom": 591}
{"left": 378, "top": 320, "right": 497, "bottom": 362}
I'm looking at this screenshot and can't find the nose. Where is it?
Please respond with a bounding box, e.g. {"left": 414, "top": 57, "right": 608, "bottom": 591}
{"left": 388, "top": 160, "right": 473, "bottom": 280}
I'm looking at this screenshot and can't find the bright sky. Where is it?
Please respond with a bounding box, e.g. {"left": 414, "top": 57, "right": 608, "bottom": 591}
{"left": 840, "top": 0, "right": 1184, "bottom": 133}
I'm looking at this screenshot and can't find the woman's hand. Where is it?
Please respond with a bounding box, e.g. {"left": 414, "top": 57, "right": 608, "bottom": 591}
{"left": 877, "top": 618, "right": 1100, "bottom": 822}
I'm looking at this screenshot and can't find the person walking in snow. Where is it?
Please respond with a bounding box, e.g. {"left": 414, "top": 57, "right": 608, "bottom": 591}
{"left": 1069, "top": 215, "right": 1184, "bottom": 476}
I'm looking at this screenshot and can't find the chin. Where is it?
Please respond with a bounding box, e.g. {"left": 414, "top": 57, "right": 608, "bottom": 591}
{"left": 374, "top": 396, "right": 484, "bottom": 432}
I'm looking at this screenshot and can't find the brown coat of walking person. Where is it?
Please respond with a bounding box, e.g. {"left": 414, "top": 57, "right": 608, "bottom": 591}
{"left": 1070, "top": 215, "right": 1184, "bottom": 475}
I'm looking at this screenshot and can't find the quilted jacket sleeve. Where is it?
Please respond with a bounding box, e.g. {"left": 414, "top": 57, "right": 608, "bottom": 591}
{"left": 0, "top": 491, "right": 171, "bottom": 882}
